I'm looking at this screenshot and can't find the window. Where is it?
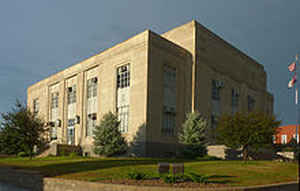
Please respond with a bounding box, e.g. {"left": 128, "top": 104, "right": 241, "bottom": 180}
{"left": 162, "top": 65, "right": 176, "bottom": 136}
{"left": 162, "top": 109, "right": 176, "bottom": 136}
{"left": 211, "top": 114, "right": 218, "bottom": 129}
{"left": 51, "top": 127, "right": 57, "bottom": 140}
{"left": 86, "top": 114, "right": 97, "bottom": 136}
{"left": 248, "top": 95, "right": 255, "bottom": 112}
{"left": 211, "top": 80, "right": 222, "bottom": 117}
{"left": 67, "top": 127, "right": 75, "bottom": 145}
{"left": 231, "top": 88, "right": 239, "bottom": 114}
{"left": 50, "top": 92, "right": 59, "bottom": 140}
{"left": 212, "top": 80, "right": 221, "bottom": 100}
{"left": 281, "top": 134, "right": 287, "bottom": 144}
{"left": 86, "top": 78, "right": 98, "bottom": 136}
{"left": 117, "top": 64, "right": 130, "bottom": 88}
{"left": 51, "top": 92, "right": 59, "bottom": 109}
{"left": 116, "top": 64, "right": 130, "bottom": 133}
{"left": 117, "top": 106, "right": 129, "bottom": 133}
{"left": 210, "top": 114, "right": 218, "bottom": 141}
{"left": 67, "top": 85, "right": 76, "bottom": 104}
{"left": 87, "top": 78, "right": 97, "bottom": 99}
{"left": 33, "top": 98, "right": 39, "bottom": 114}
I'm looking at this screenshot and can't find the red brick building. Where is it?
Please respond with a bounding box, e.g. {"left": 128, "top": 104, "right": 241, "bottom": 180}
{"left": 274, "top": 125, "right": 299, "bottom": 144}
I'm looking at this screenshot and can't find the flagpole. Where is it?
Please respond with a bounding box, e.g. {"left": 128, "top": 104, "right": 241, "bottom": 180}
{"left": 295, "top": 54, "right": 299, "bottom": 145}
{"left": 296, "top": 54, "right": 299, "bottom": 162}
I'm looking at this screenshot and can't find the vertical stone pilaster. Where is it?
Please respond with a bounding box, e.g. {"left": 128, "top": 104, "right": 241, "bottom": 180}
{"left": 77, "top": 72, "right": 84, "bottom": 145}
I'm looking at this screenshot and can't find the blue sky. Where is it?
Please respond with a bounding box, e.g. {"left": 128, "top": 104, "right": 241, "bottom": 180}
{"left": 0, "top": 0, "right": 299, "bottom": 125}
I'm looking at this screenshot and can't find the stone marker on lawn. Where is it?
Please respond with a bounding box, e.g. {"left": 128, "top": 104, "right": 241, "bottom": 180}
{"left": 158, "top": 163, "right": 170, "bottom": 175}
{"left": 172, "top": 163, "right": 184, "bottom": 176}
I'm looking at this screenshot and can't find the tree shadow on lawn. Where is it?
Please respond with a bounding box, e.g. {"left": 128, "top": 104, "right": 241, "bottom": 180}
{"left": 20, "top": 158, "right": 195, "bottom": 177}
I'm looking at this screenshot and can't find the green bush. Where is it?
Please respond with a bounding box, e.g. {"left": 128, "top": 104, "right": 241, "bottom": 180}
{"left": 160, "top": 172, "right": 210, "bottom": 184}
{"left": 178, "top": 112, "right": 208, "bottom": 158}
{"left": 127, "top": 171, "right": 147, "bottom": 180}
{"left": 185, "top": 172, "right": 209, "bottom": 184}
{"left": 17, "top": 151, "right": 28, "bottom": 157}
{"left": 161, "top": 174, "right": 180, "bottom": 184}
{"left": 59, "top": 150, "right": 66, "bottom": 156}
{"left": 93, "top": 112, "right": 128, "bottom": 157}
{"left": 289, "top": 138, "right": 300, "bottom": 161}
{"left": 69, "top": 152, "right": 79, "bottom": 157}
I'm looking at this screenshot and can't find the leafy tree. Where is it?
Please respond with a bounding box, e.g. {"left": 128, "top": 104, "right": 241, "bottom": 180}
{"left": 178, "top": 111, "right": 208, "bottom": 158}
{"left": 0, "top": 100, "right": 47, "bottom": 159}
{"left": 93, "top": 112, "right": 128, "bottom": 156}
{"left": 288, "top": 138, "right": 299, "bottom": 161}
{"left": 217, "top": 112, "right": 281, "bottom": 160}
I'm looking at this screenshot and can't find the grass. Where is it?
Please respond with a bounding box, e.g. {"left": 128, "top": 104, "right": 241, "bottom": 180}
{"left": 0, "top": 156, "right": 298, "bottom": 187}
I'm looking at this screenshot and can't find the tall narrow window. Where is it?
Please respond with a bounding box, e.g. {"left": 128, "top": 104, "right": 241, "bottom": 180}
{"left": 67, "top": 85, "right": 76, "bottom": 104}
{"left": 212, "top": 80, "right": 221, "bottom": 101}
{"left": 281, "top": 134, "right": 287, "bottom": 144}
{"left": 67, "top": 85, "right": 76, "bottom": 145}
{"left": 86, "top": 77, "right": 98, "bottom": 136}
{"left": 248, "top": 95, "right": 255, "bottom": 112}
{"left": 116, "top": 64, "right": 130, "bottom": 133}
{"left": 33, "top": 98, "right": 39, "bottom": 115}
{"left": 232, "top": 88, "right": 239, "bottom": 114}
{"left": 117, "top": 65, "right": 130, "bottom": 88}
{"left": 211, "top": 80, "right": 222, "bottom": 115}
{"left": 210, "top": 114, "right": 218, "bottom": 141}
{"left": 211, "top": 115, "right": 218, "bottom": 129}
{"left": 50, "top": 92, "right": 59, "bottom": 140}
{"left": 211, "top": 80, "right": 223, "bottom": 142}
{"left": 162, "top": 65, "right": 176, "bottom": 136}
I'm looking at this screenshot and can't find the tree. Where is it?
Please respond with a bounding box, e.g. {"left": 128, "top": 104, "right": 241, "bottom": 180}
{"left": 0, "top": 100, "right": 47, "bottom": 159}
{"left": 93, "top": 112, "right": 128, "bottom": 156}
{"left": 217, "top": 112, "right": 281, "bottom": 160}
{"left": 288, "top": 138, "right": 299, "bottom": 161}
{"left": 178, "top": 111, "right": 208, "bottom": 158}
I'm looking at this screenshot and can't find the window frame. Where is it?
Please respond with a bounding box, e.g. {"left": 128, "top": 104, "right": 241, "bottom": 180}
{"left": 281, "top": 134, "right": 287, "bottom": 144}
{"left": 117, "top": 64, "right": 130, "bottom": 89}
{"left": 161, "top": 65, "right": 177, "bottom": 136}
{"left": 33, "top": 98, "right": 39, "bottom": 114}
{"left": 67, "top": 85, "right": 76, "bottom": 105}
{"left": 231, "top": 88, "right": 239, "bottom": 114}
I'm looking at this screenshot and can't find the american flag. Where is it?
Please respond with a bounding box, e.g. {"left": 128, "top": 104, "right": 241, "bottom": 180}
{"left": 289, "top": 62, "right": 296, "bottom": 72}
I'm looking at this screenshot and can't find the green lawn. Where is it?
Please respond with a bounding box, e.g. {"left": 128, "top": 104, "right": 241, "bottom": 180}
{"left": 0, "top": 156, "right": 298, "bottom": 187}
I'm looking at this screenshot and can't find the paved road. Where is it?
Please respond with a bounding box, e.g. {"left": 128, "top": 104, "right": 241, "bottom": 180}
{"left": 0, "top": 182, "right": 29, "bottom": 191}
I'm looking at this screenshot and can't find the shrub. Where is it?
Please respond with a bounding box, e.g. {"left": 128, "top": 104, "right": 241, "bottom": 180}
{"left": 185, "top": 172, "right": 209, "bottom": 184}
{"left": 127, "top": 171, "right": 147, "bottom": 180}
{"left": 17, "top": 151, "right": 28, "bottom": 157}
{"left": 289, "top": 138, "right": 300, "bottom": 161}
{"left": 93, "top": 112, "right": 128, "bottom": 157}
{"left": 178, "top": 112, "right": 208, "bottom": 158}
{"left": 69, "top": 152, "right": 79, "bottom": 157}
{"left": 161, "top": 174, "right": 180, "bottom": 184}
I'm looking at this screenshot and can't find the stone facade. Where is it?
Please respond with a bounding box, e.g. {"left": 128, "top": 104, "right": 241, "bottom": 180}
{"left": 27, "top": 20, "right": 273, "bottom": 156}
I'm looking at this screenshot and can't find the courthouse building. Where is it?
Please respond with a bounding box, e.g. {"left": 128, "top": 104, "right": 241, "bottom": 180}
{"left": 27, "top": 20, "right": 274, "bottom": 156}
